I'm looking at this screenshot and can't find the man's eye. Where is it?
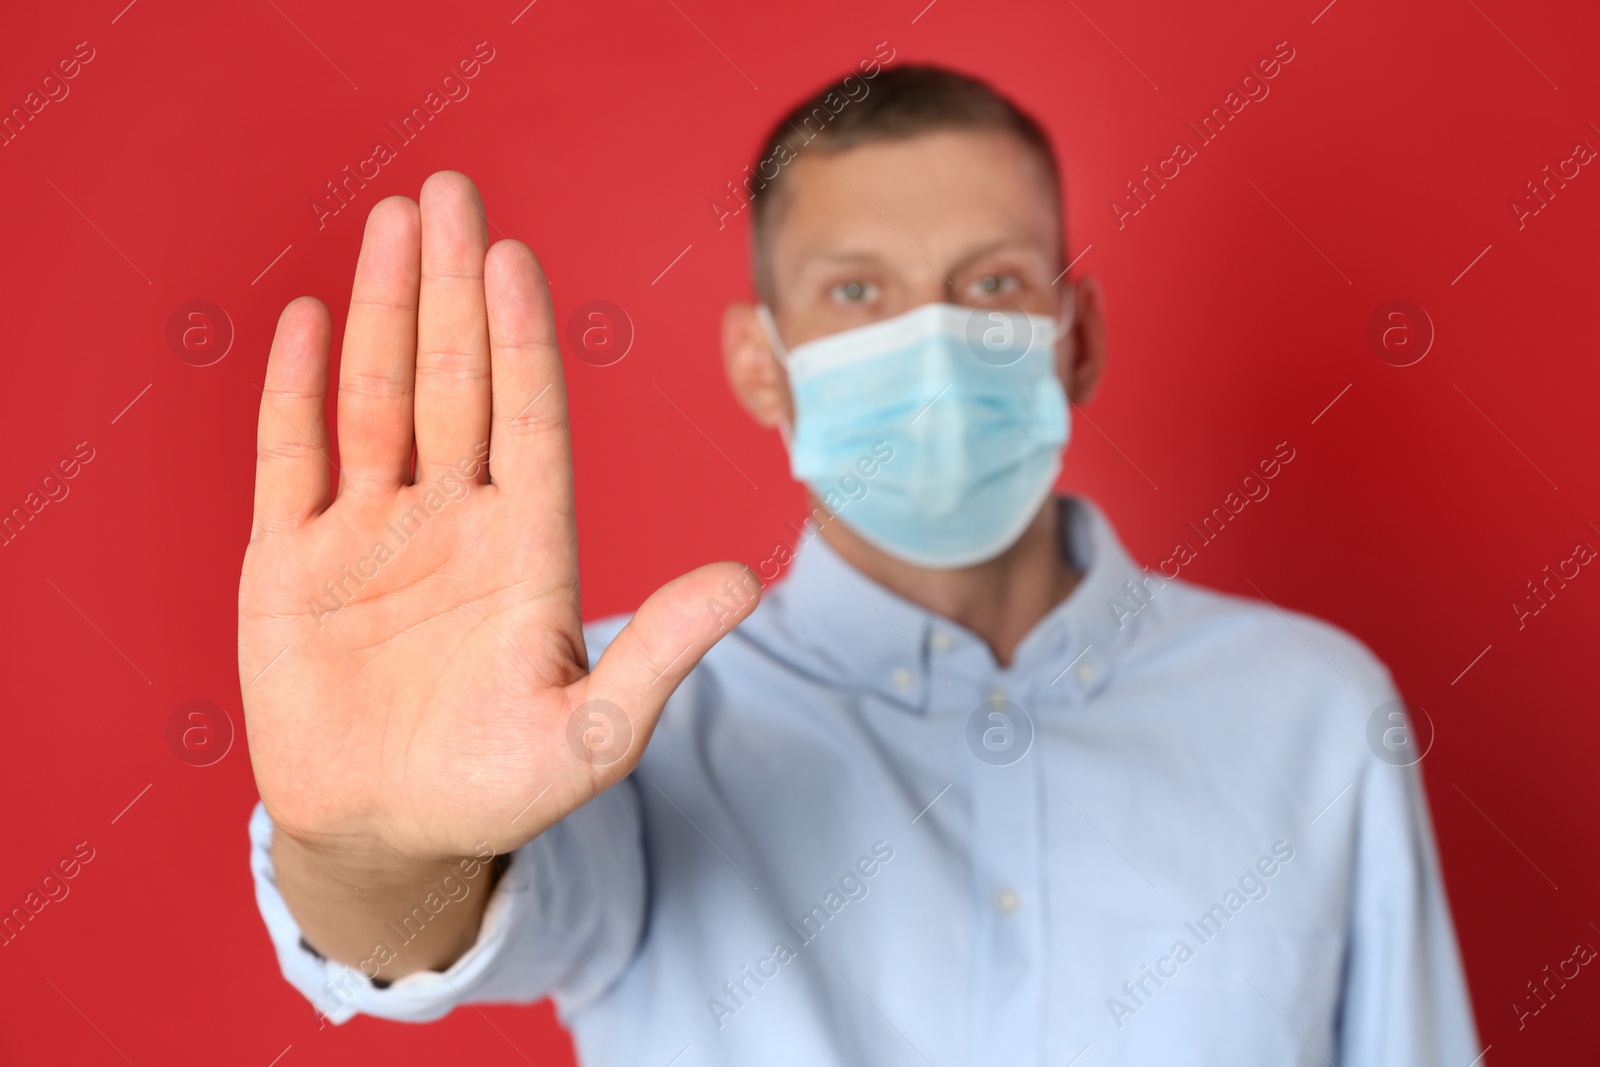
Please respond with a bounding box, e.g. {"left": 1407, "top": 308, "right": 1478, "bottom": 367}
{"left": 829, "top": 280, "right": 878, "bottom": 304}
{"left": 971, "top": 274, "right": 1021, "bottom": 297}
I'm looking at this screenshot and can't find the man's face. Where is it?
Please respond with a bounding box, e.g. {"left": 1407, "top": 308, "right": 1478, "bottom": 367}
{"left": 766, "top": 128, "right": 1065, "bottom": 346}
{"left": 721, "top": 125, "right": 1104, "bottom": 436}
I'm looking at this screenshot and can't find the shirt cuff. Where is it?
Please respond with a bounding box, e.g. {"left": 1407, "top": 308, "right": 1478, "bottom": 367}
{"left": 248, "top": 802, "right": 532, "bottom": 1024}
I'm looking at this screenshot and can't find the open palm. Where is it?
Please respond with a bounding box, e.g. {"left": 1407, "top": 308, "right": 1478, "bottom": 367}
{"left": 239, "top": 172, "right": 756, "bottom": 866}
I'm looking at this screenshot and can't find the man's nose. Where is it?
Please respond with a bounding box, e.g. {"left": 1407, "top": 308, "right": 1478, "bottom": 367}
{"left": 904, "top": 272, "right": 954, "bottom": 313}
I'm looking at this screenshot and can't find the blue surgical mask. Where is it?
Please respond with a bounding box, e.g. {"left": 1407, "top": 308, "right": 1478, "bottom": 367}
{"left": 758, "top": 298, "right": 1073, "bottom": 569}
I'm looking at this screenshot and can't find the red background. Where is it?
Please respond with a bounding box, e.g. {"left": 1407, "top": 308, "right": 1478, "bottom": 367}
{"left": 1, "top": 0, "right": 1596, "bottom": 1063}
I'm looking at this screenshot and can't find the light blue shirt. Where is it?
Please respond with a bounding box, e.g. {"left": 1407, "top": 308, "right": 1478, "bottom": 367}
{"left": 250, "top": 496, "right": 1479, "bottom": 1066}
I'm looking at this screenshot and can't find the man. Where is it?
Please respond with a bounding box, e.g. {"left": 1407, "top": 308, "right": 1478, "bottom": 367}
{"left": 242, "top": 65, "right": 1479, "bottom": 1065}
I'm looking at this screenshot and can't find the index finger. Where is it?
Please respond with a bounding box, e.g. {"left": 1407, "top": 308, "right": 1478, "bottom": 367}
{"left": 484, "top": 239, "right": 571, "bottom": 503}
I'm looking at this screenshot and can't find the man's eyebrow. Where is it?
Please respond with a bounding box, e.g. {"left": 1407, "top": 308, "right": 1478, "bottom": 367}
{"left": 797, "top": 249, "right": 888, "bottom": 269}
{"left": 797, "top": 237, "right": 1050, "bottom": 276}
{"left": 943, "top": 236, "right": 1052, "bottom": 278}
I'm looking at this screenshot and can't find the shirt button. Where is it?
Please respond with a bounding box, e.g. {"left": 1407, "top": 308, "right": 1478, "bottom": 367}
{"left": 891, "top": 667, "right": 915, "bottom": 694}
{"left": 995, "top": 888, "right": 1021, "bottom": 914}
{"left": 930, "top": 630, "right": 953, "bottom": 652}
{"left": 987, "top": 688, "right": 1008, "bottom": 706}
{"left": 1076, "top": 662, "right": 1097, "bottom": 684}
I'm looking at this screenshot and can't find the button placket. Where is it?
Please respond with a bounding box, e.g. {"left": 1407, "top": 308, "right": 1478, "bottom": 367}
{"left": 968, "top": 672, "right": 1046, "bottom": 1067}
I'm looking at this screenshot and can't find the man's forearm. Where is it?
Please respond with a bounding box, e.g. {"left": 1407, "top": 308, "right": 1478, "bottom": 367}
{"left": 271, "top": 829, "right": 499, "bottom": 981}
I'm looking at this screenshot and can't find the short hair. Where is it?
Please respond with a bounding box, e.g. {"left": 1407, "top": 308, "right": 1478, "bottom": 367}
{"left": 747, "top": 64, "right": 1064, "bottom": 305}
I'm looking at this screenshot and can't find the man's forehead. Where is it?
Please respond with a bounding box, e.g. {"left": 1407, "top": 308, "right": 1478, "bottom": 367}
{"left": 769, "top": 129, "right": 1061, "bottom": 272}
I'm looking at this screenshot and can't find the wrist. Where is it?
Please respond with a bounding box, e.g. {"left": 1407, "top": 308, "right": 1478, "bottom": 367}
{"left": 270, "top": 826, "right": 504, "bottom": 978}
{"left": 270, "top": 825, "right": 488, "bottom": 892}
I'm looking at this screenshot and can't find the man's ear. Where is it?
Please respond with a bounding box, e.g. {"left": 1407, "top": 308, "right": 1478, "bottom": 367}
{"left": 1061, "top": 276, "right": 1107, "bottom": 405}
{"left": 722, "top": 302, "right": 793, "bottom": 429}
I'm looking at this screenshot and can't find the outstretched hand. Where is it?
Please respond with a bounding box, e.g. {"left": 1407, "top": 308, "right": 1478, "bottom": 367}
{"left": 239, "top": 172, "right": 759, "bottom": 876}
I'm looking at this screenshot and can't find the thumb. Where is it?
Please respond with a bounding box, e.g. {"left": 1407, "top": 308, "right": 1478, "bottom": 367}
{"left": 568, "top": 561, "right": 761, "bottom": 768}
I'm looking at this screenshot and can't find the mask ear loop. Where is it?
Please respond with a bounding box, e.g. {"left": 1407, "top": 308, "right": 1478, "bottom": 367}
{"left": 1051, "top": 282, "right": 1078, "bottom": 399}
{"left": 755, "top": 304, "right": 797, "bottom": 449}
{"left": 756, "top": 303, "right": 789, "bottom": 363}
{"left": 1054, "top": 281, "right": 1077, "bottom": 341}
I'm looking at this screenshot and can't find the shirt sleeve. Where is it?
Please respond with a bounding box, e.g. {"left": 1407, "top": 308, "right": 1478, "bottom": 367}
{"left": 248, "top": 778, "right": 647, "bottom": 1026}
{"left": 1336, "top": 746, "right": 1482, "bottom": 1065}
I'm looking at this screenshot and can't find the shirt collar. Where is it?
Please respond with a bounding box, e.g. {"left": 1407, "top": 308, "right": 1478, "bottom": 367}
{"left": 760, "top": 495, "right": 1152, "bottom": 710}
